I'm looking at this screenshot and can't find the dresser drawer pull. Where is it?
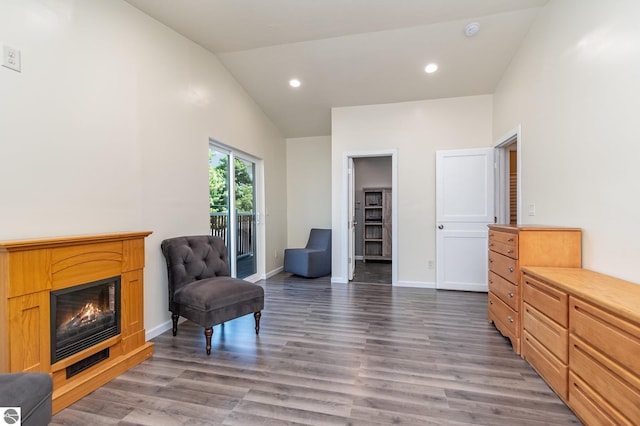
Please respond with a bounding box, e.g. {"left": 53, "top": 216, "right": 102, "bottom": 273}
{"left": 489, "top": 243, "right": 494, "bottom": 247}
{"left": 489, "top": 258, "right": 494, "bottom": 263}
{"left": 489, "top": 299, "right": 493, "bottom": 305}
{"left": 508, "top": 238, "right": 514, "bottom": 242}
{"left": 508, "top": 316, "right": 514, "bottom": 323}
{"left": 507, "top": 250, "right": 514, "bottom": 254}
{"left": 489, "top": 278, "right": 493, "bottom": 284}
{"left": 508, "top": 291, "right": 514, "bottom": 298}
{"left": 508, "top": 266, "right": 514, "bottom": 272}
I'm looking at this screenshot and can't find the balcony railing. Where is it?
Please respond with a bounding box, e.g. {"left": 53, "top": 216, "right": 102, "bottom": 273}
{"left": 210, "top": 212, "right": 254, "bottom": 256}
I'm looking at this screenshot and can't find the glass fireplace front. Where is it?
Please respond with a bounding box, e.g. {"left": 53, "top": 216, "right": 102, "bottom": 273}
{"left": 50, "top": 276, "right": 121, "bottom": 364}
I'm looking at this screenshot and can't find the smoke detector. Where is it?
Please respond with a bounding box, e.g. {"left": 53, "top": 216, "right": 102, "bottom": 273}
{"left": 464, "top": 22, "right": 480, "bottom": 37}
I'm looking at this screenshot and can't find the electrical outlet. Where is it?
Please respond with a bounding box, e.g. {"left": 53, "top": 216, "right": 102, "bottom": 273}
{"left": 2, "top": 45, "right": 21, "bottom": 72}
{"left": 427, "top": 260, "right": 434, "bottom": 269}
{"left": 528, "top": 203, "right": 536, "bottom": 216}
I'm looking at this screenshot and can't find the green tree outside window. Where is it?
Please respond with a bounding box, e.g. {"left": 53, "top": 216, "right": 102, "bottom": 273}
{"left": 209, "top": 154, "right": 254, "bottom": 213}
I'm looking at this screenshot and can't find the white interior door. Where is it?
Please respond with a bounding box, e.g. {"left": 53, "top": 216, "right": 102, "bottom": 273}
{"left": 436, "top": 148, "right": 494, "bottom": 291}
{"left": 348, "top": 158, "right": 355, "bottom": 281}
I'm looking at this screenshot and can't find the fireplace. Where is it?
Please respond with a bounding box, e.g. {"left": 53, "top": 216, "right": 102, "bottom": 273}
{"left": 1, "top": 231, "right": 153, "bottom": 413}
{"left": 50, "top": 276, "right": 121, "bottom": 365}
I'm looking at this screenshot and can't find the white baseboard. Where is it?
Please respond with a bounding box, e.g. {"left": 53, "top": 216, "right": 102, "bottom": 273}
{"left": 394, "top": 280, "right": 436, "bottom": 289}
{"left": 437, "top": 283, "right": 488, "bottom": 292}
{"left": 146, "top": 316, "right": 188, "bottom": 341}
{"left": 146, "top": 320, "right": 172, "bottom": 341}
{"left": 264, "top": 266, "right": 283, "bottom": 279}
{"left": 332, "top": 278, "right": 434, "bottom": 287}
{"left": 331, "top": 276, "right": 348, "bottom": 284}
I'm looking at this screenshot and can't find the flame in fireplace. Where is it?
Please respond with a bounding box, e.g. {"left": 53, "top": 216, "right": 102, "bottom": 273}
{"left": 77, "top": 303, "right": 102, "bottom": 324}
{"left": 58, "top": 302, "right": 105, "bottom": 333}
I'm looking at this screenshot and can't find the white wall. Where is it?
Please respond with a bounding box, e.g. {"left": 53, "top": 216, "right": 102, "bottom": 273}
{"left": 493, "top": 0, "right": 640, "bottom": 283}
{"left": 0, "top": 0, "right": 287, "bottom": 336}
{"left": 285, "top": 136, "right": 332, "bottom": 249}
{"left": 332, "top": 95, "right": 493, "bottom": 285}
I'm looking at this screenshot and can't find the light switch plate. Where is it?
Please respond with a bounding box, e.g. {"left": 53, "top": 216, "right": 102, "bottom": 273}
{"left": 3, "top": 45, "right": 21, "bottom": 72}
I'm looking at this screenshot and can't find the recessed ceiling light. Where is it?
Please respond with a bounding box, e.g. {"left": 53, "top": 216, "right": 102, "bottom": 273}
{"left": 424, "top": 63, "right": 438, "bottom": 74}
{"left": 289, "top": 79, "right": 301, "bottom": 88}
{"left": 464, "top": 22, "right": 480, "bottom": 37}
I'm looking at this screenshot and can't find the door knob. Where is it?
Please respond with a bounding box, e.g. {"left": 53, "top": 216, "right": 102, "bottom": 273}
{"left": 438, "top": 224, "right": 444, "bottom": 230}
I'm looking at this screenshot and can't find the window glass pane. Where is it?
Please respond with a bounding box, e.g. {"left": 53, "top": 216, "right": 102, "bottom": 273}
{"left": 209, "top": 148, "right": 230, "bottom": 249}
{"left": 209, "top": 145, "right": 258, "bottom": 279}
{"left": 235, "top": 157, "right": 256, "bottom": 278}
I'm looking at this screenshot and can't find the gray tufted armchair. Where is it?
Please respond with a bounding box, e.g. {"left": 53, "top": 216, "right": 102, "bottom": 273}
{"left": 160, "top": 235, "right": 264, "bottom": 354}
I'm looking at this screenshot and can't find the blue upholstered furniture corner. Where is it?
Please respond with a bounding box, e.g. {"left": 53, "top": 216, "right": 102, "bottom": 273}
{"left": 0, "top": 373, "right": 52, "bottom": 425}
{"left": 283, "top": 228, "right": 332, "bottom": 278}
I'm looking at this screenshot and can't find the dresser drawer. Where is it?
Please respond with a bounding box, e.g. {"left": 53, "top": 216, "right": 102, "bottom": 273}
{"left": 488, "top": 251, "right": 518, "bottom": 283}
{"left": 570, "top": 297, "right": 640, "bottom": 378}
{"left": 570, "top": 335, "right": 640, "bottom": 423}
{"left": 523, "top": 303, "right": 568, "bottom": 363}
{"left": 523, "top": 330, "right": 568, "bottom": 400}
{"left": 488, "top": 293, "right": 518, "bottom": 337}
{"left": 488, "top": 271, "right": 519, "bottom": 311}
{"left": 488, "top": 229, "right": 518, "bottom": 247}
{"left": 488, "top": 230, "right": 518, "bottom": 258}
{"left": 522, "top": 273, "right": 568, "bottom": 327}
{"left": 569, "top": 372, "right": 634, "bottom": 426}
{"left": 489, "top": 240, "right": 518, "bottom": 259}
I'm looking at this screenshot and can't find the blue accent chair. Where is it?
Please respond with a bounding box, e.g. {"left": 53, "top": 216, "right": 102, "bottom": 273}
{"left": 284, "top": 228, "right": 332, "bottom": 278}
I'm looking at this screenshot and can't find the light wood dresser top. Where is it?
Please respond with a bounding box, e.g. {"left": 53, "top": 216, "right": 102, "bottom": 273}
{"left": 521, "top": 267, "right": 640, "bottom": 326}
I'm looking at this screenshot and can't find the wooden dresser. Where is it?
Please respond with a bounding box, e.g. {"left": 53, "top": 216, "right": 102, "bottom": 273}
{"left": 487, "top": 225, "right": 582, "bottom": 354}
{"left": 521, "top": 267, "right": 640, "bottom": 426}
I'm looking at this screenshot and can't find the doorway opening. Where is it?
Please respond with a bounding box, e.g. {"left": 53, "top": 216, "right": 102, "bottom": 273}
{"left": 494, "top": 126, "right": 522, "bottom": 225}
{"left": 353, "top": 157, "right": 392, "bottom": 284}
{"left": 343, "top": 150, "right": 398, "bottom": 285}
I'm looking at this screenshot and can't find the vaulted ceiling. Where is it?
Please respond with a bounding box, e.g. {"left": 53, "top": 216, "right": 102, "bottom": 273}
{"left": 124, "top": 0, "right": 549, "bottom": 138}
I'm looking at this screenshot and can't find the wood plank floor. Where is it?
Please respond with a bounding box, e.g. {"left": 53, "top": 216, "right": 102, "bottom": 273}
{"left": 352, "top": 260, "right": 391, "bottom": 284}
{"left": 52, "top": 273, "right": 582, "bottom": 425}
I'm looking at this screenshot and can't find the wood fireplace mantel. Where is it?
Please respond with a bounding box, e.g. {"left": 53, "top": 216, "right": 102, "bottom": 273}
{"left": 0, "top": 231, "right": 154, "bottom": 413}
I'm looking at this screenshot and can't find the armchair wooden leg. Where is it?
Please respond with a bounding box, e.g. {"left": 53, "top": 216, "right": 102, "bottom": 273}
{"left": 254, "top": 311, "right": 262, "bottom": 335}
{"left": 172, "top": 313, "right": 179, "bottom": 336}
{"left": 204, "top": 327, "right": 213, "bottom": 355}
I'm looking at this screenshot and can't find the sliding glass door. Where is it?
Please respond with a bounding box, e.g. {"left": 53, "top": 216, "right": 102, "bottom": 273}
{"left": 209, "top": 144, "right": 258, "bottom": 279}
